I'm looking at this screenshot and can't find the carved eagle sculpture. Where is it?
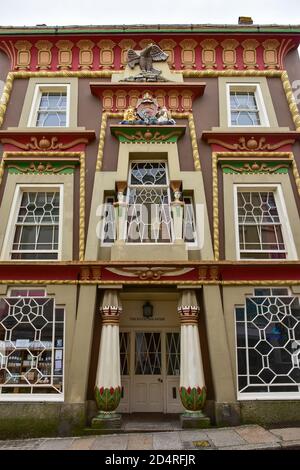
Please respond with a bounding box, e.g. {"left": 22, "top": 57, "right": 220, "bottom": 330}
{"left": 127, "top": 43, "right": 168, "bottom": 74}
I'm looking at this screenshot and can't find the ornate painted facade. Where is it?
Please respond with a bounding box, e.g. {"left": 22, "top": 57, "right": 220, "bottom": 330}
{"left": 0, "top": 22, "right": 300, "bottom": 436}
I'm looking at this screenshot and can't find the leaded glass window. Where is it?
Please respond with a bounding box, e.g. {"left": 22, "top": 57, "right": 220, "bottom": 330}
{"left": 36, "top": 92, "right": 67, "bottom": 127}
{"left": 0, "top": 289, "right": 64, "bottom": 397}
{"left": 135, "top": 332, "right": 161, "bottom": 375}
{"left": 120, "top": 332, "right": 130, "bottom": 375}
{"left": 11, "top": 191, "right": 60, "bottom": 260}
{"left": 235, "top": 288, "right": 300, "bottom": 397}
{"left": 230, "top": 91, "right": 260, "bottom": 126}
{"left": 127, "top": 162, "right": 172, "bottom": 243}
{"left": 237, "top": 190, "right": 287, "bottom": 260}
{"left": 166, "top": 333, "right": 180, "bottom": 376}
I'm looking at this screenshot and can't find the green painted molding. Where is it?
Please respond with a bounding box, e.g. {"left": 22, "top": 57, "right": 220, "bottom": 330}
{"left": 221, "top": 161, "right": 290, "bottom": 174}
{"left": 111, "top": 125, "right": 186, "bottom": 143}
{"left": 0, "top": 25, "right": 300, "bottom": 36}
{"left": 7, "top": 161, "right": 75, "bottom": 175}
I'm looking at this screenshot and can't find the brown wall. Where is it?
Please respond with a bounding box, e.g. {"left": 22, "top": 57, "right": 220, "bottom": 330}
{"left": 0, "top": 50, "right": 10, "bottom": 82}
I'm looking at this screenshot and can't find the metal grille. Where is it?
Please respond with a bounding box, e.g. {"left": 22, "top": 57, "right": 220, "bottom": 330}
{"left": 11, "top": 191, "right": 60, "bottom": 260}
{"left": 166, "top": 333, "right": 180, "bottom": 376}
{"left": 230, "top": 91, "right": 260, "bottom": 126}
{"left": 135, "top": 332, "right": 161, "bottom": 375}
{"left": 127, "top": 162, "right": 172, "bottom": 243}
{"left": 120, "top": 332, "right": 130, "bottom": 375}
{"left": 0, "top": 292, "right": 64, "bottom": 395}
{"left": 36, "top": 92, "right": 67, "bottom": 127}
{"left": 237, "top": 191, "right": 286, "bottom": 259}
{"left": 236, "top": 288, "right": 300, "bottom": 396}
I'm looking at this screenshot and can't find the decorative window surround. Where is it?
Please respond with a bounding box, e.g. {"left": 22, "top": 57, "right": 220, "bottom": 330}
{"left": 217, "top": 76, "right": 279, "bottom": 130}
{"left": 227, "top": 84, "right": 269, "bottom": 127}
{"left": 27, "top": 84, "right": 70, "bottom": 128}
{"left": 1, "top": 184, "right": 64, "bottom": 261}
{"left": 18, "top": 77, "right": 79, "bottom": 129}
{"left": 233, "top": 184, "right": 297, "bottom": 261}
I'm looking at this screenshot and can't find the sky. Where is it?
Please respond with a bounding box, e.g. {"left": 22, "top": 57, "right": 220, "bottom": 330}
{"left": 0, "top": 0, "right": 299, "bottom": 26}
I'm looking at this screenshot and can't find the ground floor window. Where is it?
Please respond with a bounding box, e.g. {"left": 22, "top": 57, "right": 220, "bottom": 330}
{"left": 0, "top": 289, "right": 64, "bottom": 399}
{"left": 235, "top": 288, "right": 300, "bottom": 398}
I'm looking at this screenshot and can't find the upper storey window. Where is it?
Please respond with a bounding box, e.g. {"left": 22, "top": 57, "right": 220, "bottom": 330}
{"left": 28, "top": 84, "right": 70, "bottom": 128}
{"left": 226, "top": 83, "right": 270, "bottom": 127}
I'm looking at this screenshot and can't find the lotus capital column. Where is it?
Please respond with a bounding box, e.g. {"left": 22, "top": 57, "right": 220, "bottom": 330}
{"left": 94, "top": 290, "right": 122, "bottom": 415}
{"left": 178, "top": 289, "right": 207, "bottom": 413}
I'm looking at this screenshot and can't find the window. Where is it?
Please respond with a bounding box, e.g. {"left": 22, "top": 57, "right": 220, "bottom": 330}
{"left": 183, "top": 196, "right": 196, "bottom": 245}
{"left": 234, "top": 185, "right": 296, "bottom": 260}
{"left": 227, "top": 84, "right": 269, "bottom": 127}
{"left": 0, "top": 289, "right": 64, "bottom": 400}
{"left": 102, "top": 196, "right": 116, "bottom": 245}
{"left": 126, "top": 162, "right": 172, "bottom": 243}
{"left": 3, "top": 185, "right": 62, "bottom": 260}
{"left": 235, "top": 288, "right": 300, "bottom": 399}
{"left": 28, "top": 84, "right": 70, "bottom": 127}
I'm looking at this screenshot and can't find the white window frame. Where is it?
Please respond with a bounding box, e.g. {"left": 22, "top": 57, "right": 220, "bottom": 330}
{"left": 1, "top": 184, "right": 64, "bottom": 261}
{"left": 233, "top": 184, "right": 297, "bottom": 261}
{"left": 235, "top": 288, "right": 300, "bottom": 401}
{"left": 226, "top": 83, "right": 270, "bottom": 128}
{"left": 0, "top": 289, "right": 65, "bottom": 402}
{"left": 27, "top": 83, "right": 70, "bottom": 128}
{"left": 125, "top": 160, "right": 174, "bottom": 245}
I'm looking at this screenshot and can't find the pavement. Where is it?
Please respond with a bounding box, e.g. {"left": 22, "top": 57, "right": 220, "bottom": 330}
{"left": 0, "top": 425, "right": 300, "bottom": 450}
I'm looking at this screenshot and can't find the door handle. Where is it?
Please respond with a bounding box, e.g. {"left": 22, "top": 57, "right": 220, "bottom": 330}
{"left": 158, "top": 378, "right": 163, "bottom": 383}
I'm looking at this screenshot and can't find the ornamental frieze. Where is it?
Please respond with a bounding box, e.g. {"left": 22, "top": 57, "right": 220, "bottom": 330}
{"left": 0, "top": 36, "right": 294, "bottom": 71}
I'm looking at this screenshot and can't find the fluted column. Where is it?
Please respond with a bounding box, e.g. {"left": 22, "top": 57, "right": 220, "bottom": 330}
{"left": 178, "top": 290, "right": 207, "bottom": 412}
{"left": 94, "top": 290, "right": 122, "bottom": 415}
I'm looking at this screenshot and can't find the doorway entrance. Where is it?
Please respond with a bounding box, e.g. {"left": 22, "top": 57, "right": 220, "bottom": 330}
{"left": 118, "top": 329, "right": 183, "bottom": 413}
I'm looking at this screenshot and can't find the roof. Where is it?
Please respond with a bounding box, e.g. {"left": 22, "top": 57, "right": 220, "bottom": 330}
{"left": 0, "top": 24, "right": 300, "bottom": 35}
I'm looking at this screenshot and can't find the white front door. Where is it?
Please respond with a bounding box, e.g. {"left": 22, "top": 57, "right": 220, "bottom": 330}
{"left": 117, "top": 330, "right": 183, "bottom": 413}
{"left": 133, "top": 332, "right": 163, "bottom": 412}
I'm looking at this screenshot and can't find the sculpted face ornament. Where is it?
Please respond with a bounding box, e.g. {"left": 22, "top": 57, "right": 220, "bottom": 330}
{"left": 124, "top": 43, "right": 169, "bottom": 82}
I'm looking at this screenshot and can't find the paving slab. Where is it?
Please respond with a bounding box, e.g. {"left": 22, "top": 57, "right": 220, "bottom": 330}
{"left": 37, "top": 438, "right": 74, "bottom": 450}
{"left": 153, "top": 432, "right": 183, "bottom": 450}
{"left": 91, "top": 434, "right": 128, "bottom": 450}
{"left": 70, "top": 437, "right": 97, "bottom": 450}
{"left": 235, "top": 425, "right": 279, "bottom": 444}
{"left": 219, "top": 442, "right": 282, "bottom": 451}
{"left": 280, "top": 440, "right": 300, "bottom": 449}
{"left": 0, "top": 438, "right": 44, "bottom": 450}
{"left": 127, "top": 434, "right": 153, "bottom": 450}
{"left": 206, "top": 429, "right": 246, "bottom": 447}
{"left": 270, "top": 428, "right": 300, "bottom": 441}
{"left": 179, "top": 430, "right": 209, "bottom": 442}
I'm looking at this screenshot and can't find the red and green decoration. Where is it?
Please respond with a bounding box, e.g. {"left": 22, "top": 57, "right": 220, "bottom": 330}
{"left": 179, "top": 386, "right": 207, "bottom": 411}
{"left": 94, "top": 386, "right": 121, "bottom": 412}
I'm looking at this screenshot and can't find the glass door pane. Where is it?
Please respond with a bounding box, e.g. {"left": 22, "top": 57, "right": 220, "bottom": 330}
{"left": 135, "top": 332, "right": 161, "bottom": 375}
{"left": 166, "top": 332, "right": 180, "bottom": 376}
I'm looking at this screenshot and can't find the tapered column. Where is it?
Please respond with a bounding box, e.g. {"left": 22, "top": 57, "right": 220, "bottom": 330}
{"left": 178, "top": 290, "right": 206, "bottom": 412}
{"left": 94, "top": 290, "right": 122, "bottom": 415}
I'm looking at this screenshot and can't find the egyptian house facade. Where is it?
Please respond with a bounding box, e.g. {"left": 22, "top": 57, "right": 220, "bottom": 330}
{"left": 0, "top": 21, "right": 300, "bottom": 436}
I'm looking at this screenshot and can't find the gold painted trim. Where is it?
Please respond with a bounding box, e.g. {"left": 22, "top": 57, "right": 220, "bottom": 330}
{"left": 0, "top": 70, "right": 300, "bottom": 132}
{"left": 0, "top": 279, "right": 298, "bottom": 286}
{"left": 96, "top": 111, "right": 201, "bottom": 171}
{"left": 212, "top": 151, "right": 300, "bottom": 261}
{"left": 0, "top": 151, "right": 86, "bottom": 261}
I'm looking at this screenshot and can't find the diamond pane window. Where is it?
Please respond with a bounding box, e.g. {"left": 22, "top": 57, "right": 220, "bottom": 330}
{"left": 127, "top": 163, "right": 172, "bottom": 243}
{"left": 230, "top": 91, "right": 260, "bottom": 126}
{"left": 166, "top": 333, "right": 180, "bottom": 376}
{"left": 237, "top": 191, "right": 287, "bottom": 260}
{"left": 120, "top": 332, "right": 130, "bottom": 375}
{"left": 135, "top": 332, "right": 161, "bottom": 375}
{"left": 0, "top": 291, "right": 64, "bottom": 398}
{"left": 36, "top": 92, "right": 67, "bottom": 127}
{"left": 235, "top": 288, "right": 300, "bottom": 397}
{"left": 11, "top": 191, "right": 60, "bottom": 260}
